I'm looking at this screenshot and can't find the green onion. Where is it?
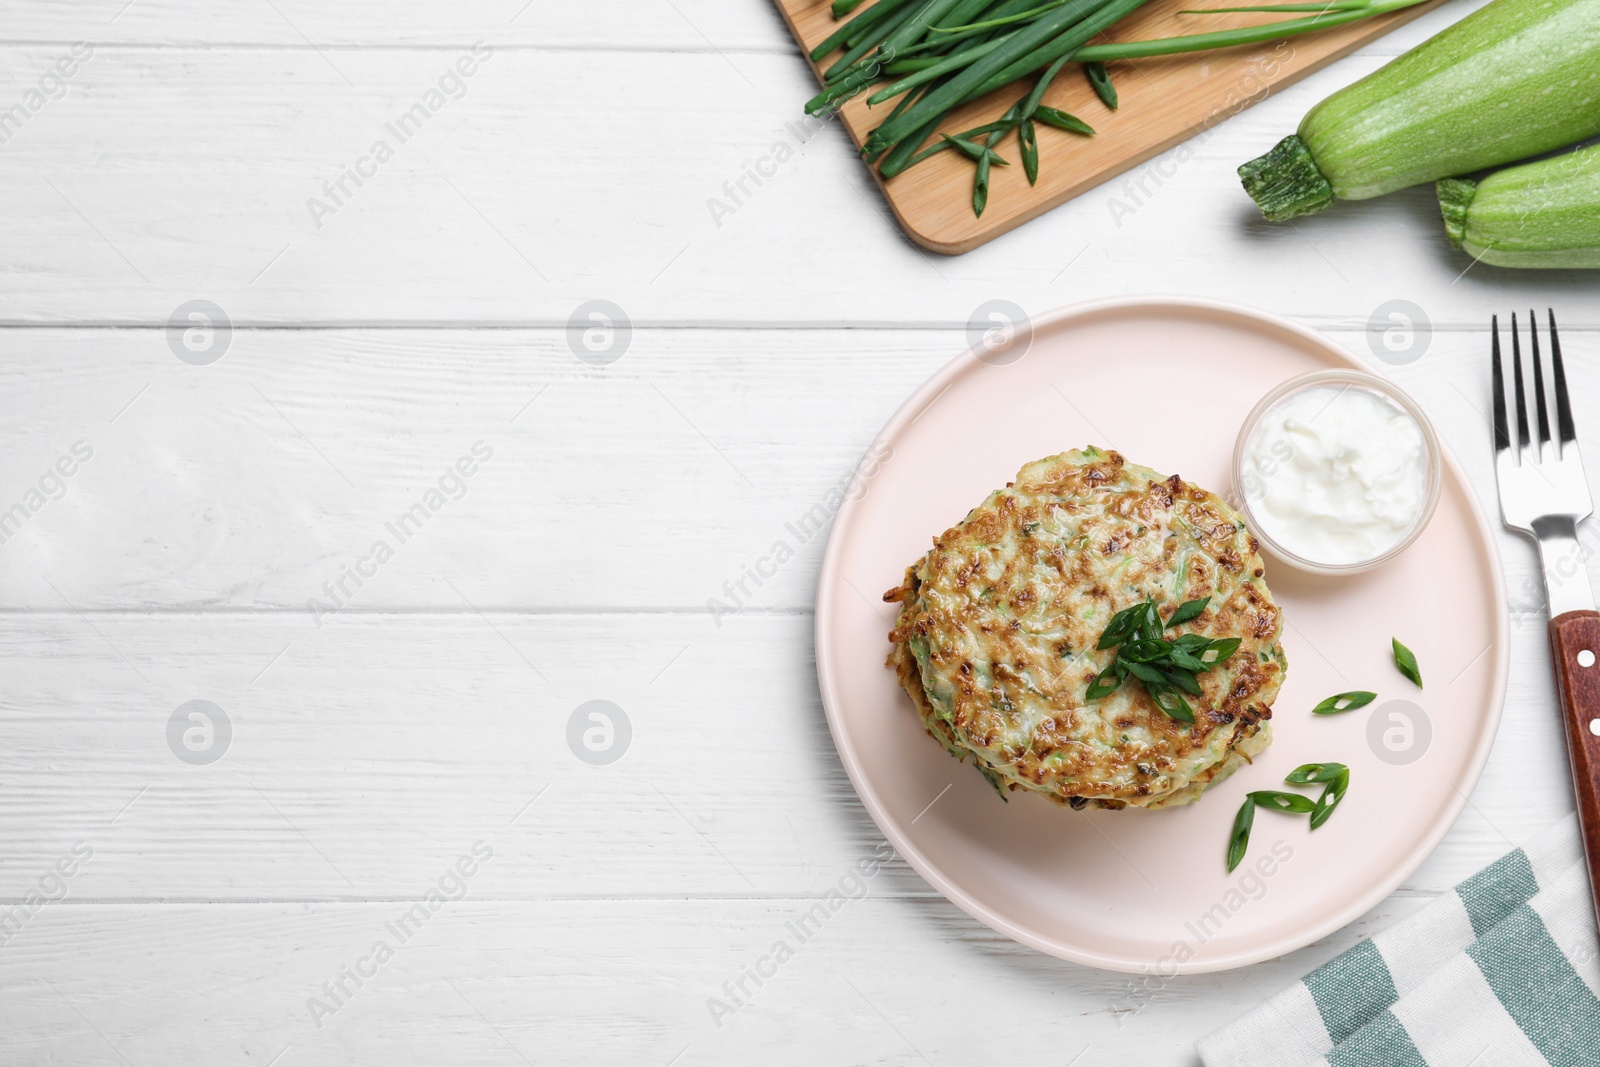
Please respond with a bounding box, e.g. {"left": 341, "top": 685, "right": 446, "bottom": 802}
{"left": 973, "top": 148, "right": 995, "bottom": 215}
{"left": 1392, "top": 638, "right": 1422, "bottom": 689}
{"left": 1165, "top": 596, "right": 1209, "bottom": 628}
{"left": 1249, "top": 790, "right": 1317, "bottom": 814}
{"left": 1227, "top": 796, "right": 1255, "bottom": 872}
{"left": 874, "top": 109, "right": 946, "bottom": 171}
{"left": 864, "top": 35, "right": 1014, "bottom": 106}
{"left": 1225, "top": 763, "right": 1351, "bottom": 864}
{"left": 900, "top": 116, "right": 1017, "bottom": 167}
{"left": 1312, "top": 691, "right": 1377, "bottom": 715}
{"left": 1020, "top": 54, "right": 1070, "bottom": 119}
{"left": 1164, "top": 668, "right": 1202, "bottom": 696}
{"left": 1150, "top": 686, "right": 1195, "bottom": 722}
{"left": 1310, "top": 768, "right": 1349, "bottom": 829}
{"left": 1282, "top": 765, "right": 1351, "bottom": 827}
{"left": 1017, "top": 119, "right": 1043, "bottom": 183}
{"left": 1033, "top": 106, "right": 1094, "bottom": 135}
{"left": 1284, "top": 762, "right": 1348, "bottom": 785}
{"left": 824, "top": 3, "right": 926, "bottom": 82}
{"left": 1085, "top": 662, "right": 1122, "bottom": 700}
{"left": 932, "top": 0, "right": 1076, "bottom": 32}
{"left": 803, "top": 0, "right": 1432, "bottom": 218}
{"left": 1085, "top": 596, "right": 1243, "bottom": 723}
{"left": 953, "top": 0, "right": 1143, "bottom": 107}
{"left": 869, "top": 0, "right": 1129, "bottom": 162}
{"left": 943, "top": 133, "right": 1005, "bottom": 162}
{"left": 1097, "top": 599, "right": 1152, "bottom": 649}
{"left": 1181, "top": 2, "right": 1372, "bottom": 11}
{"left": 1085, "top": 60, "right": 1117, "bottom": 109}
{"left": 1122, "top": 660, "right": 1166, "bottom": 684}
{"left": 810, "top": 0, "right": 920, "bottom": 61}
{"left": 1071, "top": 0, "right": 1429, "bottom": 63}
{"left": 885, "top": 0, "right": 1040, "bottom": 60}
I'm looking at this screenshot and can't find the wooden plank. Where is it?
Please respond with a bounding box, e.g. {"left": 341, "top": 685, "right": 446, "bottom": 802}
{"left": 0, "top": 324, "right": 1574, "bottom": 906}
{"left": 0, "top": 324, "right": 1581, "bottom": 612}
{"left": 0, "top": 896, "right": 1431, "bottom": 1066}
{"left": 0, "top": 0, "right": 789, "bottom": 50}
{"left": 773, "top": 0, "right": 1447, "bottom": 253}
{"left": 0, "top": 42, "right": 1595, "bottom": 324}
{"left": 0, "top": 612, "right": 1573, "bottom": 902}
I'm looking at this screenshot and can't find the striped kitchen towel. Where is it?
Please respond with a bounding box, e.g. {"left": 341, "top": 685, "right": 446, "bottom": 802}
{"left": 1198, "top": 815, "right": 1600, "bottom": 1067}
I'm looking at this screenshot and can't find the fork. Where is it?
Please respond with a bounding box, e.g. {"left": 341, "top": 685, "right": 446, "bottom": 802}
{"left": 1491, "top": 309, "right": 1600, "bottom": 926}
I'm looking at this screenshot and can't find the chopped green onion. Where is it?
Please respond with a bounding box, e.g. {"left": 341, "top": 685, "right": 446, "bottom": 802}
{"left": 1163, "top": 668, "right": 1203, "bottom": 696}
{"left": 1032, "top": 106, "right": 1094, "bottom": 135}
{"left": 1311, "top": 768, "right": 1350, "bottom": 829}
{"left": 1312, "top": 690, "right": 1377, "bottom": 715}
{"left": 1151, "top": 687, "right": 1195, "bottom": 722}
{"left": 1165, "top": 596, "right": 1209, "bottom": 628}
{"left": 1085, "top": 60, "right": 1118, "bottom": 109}
{"left": 1227, "top": 796, "right": 1255, "bottom": 872}
{"left": 1392, "top": 638, "right": 1422, "bottom": 688}
{"left": 1248, "top": 790, "right": 1317, "bottom": 814}
{"left": 1122, "top": 660, "right": 1166, "bottom": 684}
{"left": 942, "top": 133, "right": 1002, "bottom": 161}
{"left": 1020, "top": 118, "right": 1039, "bottom": 183}
{"left": 1284, "top": 761, "right": 1348, "bottom": 785}
{"left": 1085, "top": 662, "right": 1123, "bottom": 700}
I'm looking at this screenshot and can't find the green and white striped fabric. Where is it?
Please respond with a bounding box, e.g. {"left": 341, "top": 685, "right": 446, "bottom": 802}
{"left": 1198, "top": 816, "right": 1600, "bottom": 1067}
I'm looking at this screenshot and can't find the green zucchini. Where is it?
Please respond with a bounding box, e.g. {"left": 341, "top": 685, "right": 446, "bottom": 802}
{"left": 1239, "top": 0, "right": 1600, "bottom": 221}
{"left": 1439, "top": 144, "right": 1600, "bottom": 268}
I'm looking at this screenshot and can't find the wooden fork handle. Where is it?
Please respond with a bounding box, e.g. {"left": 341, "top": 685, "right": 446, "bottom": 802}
{"left": 1549, "top": 609, "right": 1600, "bottom": 928}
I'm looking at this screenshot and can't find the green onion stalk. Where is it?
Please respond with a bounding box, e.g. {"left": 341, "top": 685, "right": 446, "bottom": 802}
{"left": 803, "top": 0, "right": 1436, "bottom": 218}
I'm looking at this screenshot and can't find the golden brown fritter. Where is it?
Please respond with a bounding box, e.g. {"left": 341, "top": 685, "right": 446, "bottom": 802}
{"left": 886, "top": 447, "right": 1286, "bottom": 810}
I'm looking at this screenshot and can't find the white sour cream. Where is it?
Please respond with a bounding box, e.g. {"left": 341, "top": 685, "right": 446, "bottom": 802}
{"left": 1242, "top": 384, "right": 1428, "bottom": 566}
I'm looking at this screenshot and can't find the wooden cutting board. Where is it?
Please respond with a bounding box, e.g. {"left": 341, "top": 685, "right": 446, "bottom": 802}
{"left": 773, "top": 0, "right": 1445, "bottom": 253}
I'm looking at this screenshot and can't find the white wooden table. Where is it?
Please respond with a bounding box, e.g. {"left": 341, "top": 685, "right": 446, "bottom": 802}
{"left": 0, "top": 1, "right": 1591, "bottom": 1063}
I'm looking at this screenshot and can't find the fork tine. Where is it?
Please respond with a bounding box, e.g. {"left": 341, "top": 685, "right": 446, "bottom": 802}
{"left": 1530, "top": 308, "right": 1552, "bottom": 452}
{"left": 1491, "top": 314, "right": 1511, "bottom": 454}
{"left": 1512, "top": 312, "right": 1531, "bottom": 454}
{"left": 1549, "top": 307, "right": 1576, "bottom": 448}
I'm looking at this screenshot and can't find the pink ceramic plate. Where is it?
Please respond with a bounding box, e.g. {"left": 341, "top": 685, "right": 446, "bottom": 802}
{"left": 815, "top": 298, "right": 1507, "bottom": 974}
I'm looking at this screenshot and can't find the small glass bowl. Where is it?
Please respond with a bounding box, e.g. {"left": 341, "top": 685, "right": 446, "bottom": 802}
{"left": 1231, "top": 369, "right": 1443, "bottom": 576}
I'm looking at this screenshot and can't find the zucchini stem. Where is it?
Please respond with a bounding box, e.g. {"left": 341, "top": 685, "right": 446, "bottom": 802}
{"left": 1238, "top": 134, "right": 1335, "bottom": 220}
{"left": 1436, "top": 177, "right": 1478, "bottom": 250}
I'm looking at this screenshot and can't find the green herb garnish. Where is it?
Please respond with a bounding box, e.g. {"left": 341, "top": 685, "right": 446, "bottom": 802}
{"left": 1286, "top": 763, "right": 1352, "bottom": 829}
{"left": 1086, "top": 596, "right": 1235, "bottom": 723}
{"left": 1310, "top": 768, "right": 1350, "bottom": 830}
{"left": 1227, "top": 763, "right": 1351, "bottom": 868}
{"left": 1164, "top": 595, "right": 1210, "bottom": 628}
{"left": 1392, "top": 638, "right": 1422, "bottom": 688}
{"left": 1226, "top": 796, "right": 1255, "bottom": 873}
{"left": 1312, "top": 691, "right": 1377, "bottom": 715}
{"left": 1248, "top": 789, "right": 1317, "bottom": 814}
{"left": 1284, "top": 762, "right": 1347, "bottom": 785}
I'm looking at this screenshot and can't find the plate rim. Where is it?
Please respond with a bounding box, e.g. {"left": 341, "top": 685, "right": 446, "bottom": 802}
{"left": 813, "top": 294, "right": 1510, "bottom": 974}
